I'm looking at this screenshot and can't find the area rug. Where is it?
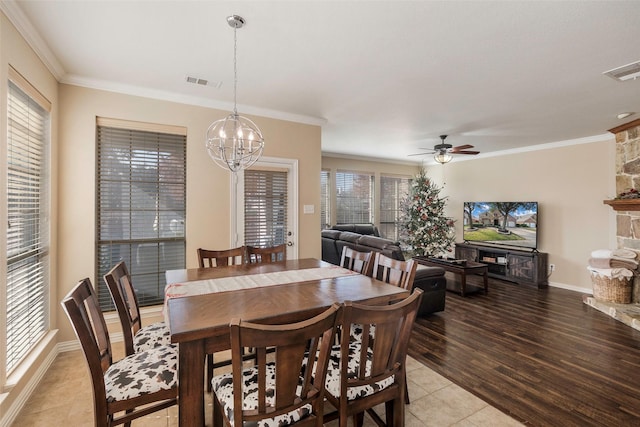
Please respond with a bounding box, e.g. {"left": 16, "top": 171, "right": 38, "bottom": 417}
{"left": 582, "top": 295, "right": 640, "bottom": 332}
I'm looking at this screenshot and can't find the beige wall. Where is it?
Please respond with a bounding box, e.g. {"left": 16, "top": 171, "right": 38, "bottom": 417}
{"left": 321, "top": 155, "right": 421, "bottom": 228}
{"left": 57, "top": 84, "right": 321, "bottom": 343}
{"left": 425, "top": 138, "right": 616, "bottom": 290}
{"left": 0, "top": 10, "right": 59, "bottom": 418}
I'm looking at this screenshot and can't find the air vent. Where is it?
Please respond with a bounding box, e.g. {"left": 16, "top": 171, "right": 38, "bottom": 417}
{"left": 603, "top": 60, "right": 640, "bottom": 82}
{"left": 185, "top": 75, "right": 222, "bottom": 88}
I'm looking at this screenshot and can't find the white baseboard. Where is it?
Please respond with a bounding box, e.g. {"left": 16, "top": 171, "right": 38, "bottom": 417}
{"left": 548, "top": 281, "right": 591, "bottom": 294}
{"left": 1, "top": 333, "right": 126, "bottom": 427}
{"left": 1, "top": 337, "right": 58, "bottom": 427}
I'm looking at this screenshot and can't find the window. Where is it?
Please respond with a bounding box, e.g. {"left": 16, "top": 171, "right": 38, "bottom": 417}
{"left": 320, "top": 170, "right": 330, "bottom": 229}
{"left": 96, "top": 119, "right": 186, "bottom": 310}
{"left": 379, "top": 175, "right": 410, "bottom": 241}
{"left": 5, "top": 68, "right": 51, "bottom": 374}
{"left": 335, "top": 171, "right": 374, "bottom": 224}
{"left": 244, "top": 169, "right": 288, "bottom": 247}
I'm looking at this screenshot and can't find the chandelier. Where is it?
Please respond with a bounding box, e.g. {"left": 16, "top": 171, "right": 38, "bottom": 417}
{"left": 206, "top": 15, "right": 264, "bottom": 172}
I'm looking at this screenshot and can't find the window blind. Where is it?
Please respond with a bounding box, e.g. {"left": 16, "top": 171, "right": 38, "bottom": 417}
{"left": 96, "top": 124, "right": 186, "bottom": 310}
{"left": 335, "top": 171, "right": 374, "bottom": 224}
{"left": 6, "top": 80, "right": 50, "bottom": 374}
{"left": 379, "top": 175, "right": 411, "bottom": 241}
{"left": 320, "top": 170, "right": 330, "bottom": 229}
{"left": 244, "top": 170, "right": 288, "bottom": 248}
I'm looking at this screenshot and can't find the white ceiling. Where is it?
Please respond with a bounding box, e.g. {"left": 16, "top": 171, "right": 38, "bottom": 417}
{"left": 5, "top": 0, "right": 640, "bottom": 163}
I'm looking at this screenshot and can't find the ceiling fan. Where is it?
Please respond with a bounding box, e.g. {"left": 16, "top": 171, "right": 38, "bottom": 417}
{"left": 410, "top": 135, "right": 480, "bottom": 163}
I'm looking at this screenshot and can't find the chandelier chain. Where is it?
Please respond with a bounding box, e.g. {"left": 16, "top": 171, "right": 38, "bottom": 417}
{"left": 233, "top": 24, "right": 238, "bottom": 115}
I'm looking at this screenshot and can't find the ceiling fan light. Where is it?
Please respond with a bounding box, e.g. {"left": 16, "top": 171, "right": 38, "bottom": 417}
{"left": 434, "top": 152, "right": 453, "bottom": 164}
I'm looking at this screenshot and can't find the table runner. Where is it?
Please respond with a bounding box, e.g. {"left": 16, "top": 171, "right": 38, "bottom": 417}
{"left": 164, "top": 265, "right": 357, "bottom": 304}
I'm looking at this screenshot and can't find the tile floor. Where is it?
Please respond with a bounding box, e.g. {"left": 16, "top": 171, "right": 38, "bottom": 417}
{"left": 12, "top": 344, "right": 523, "bottom": 427}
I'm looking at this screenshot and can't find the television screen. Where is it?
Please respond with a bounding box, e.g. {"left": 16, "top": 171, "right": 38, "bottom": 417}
{"left": 463, "top": 202, "right": 538, "bottom": 249}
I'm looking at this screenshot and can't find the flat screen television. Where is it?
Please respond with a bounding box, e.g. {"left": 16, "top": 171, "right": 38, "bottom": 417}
{"left": 463, "top": 202, "right": 538, "bottom": 249}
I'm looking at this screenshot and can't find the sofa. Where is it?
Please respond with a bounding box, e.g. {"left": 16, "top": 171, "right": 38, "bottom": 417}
{"left": 321, "top": 226, "right": 447, "bottom": 315}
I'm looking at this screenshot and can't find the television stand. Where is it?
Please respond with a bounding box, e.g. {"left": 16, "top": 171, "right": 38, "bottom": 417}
{"left": 455, "top": 243, "right": 548, "bottom": 288}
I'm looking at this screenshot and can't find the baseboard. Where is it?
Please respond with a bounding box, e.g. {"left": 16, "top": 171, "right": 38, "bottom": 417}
{"left": 1, "top": 337, "right": 58, "bottom": 427}
{"left": 548, "top": 281, "right": 591, "bottom": 294}
{"left": 1, "top": 333, "right": 125, "bottom": 427}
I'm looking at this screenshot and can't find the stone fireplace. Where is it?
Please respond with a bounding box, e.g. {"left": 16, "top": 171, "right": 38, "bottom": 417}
{"left": 606, "top": 118, "right": 640, "bottom": 303}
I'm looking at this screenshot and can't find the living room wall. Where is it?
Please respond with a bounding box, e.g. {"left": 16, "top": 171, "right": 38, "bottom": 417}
{"left": 426, "top": 136, "right": 615, "bottom": 292}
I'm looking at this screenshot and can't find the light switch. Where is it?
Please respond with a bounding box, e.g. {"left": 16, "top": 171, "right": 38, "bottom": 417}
{"left": 303, "top": 204, "right": 315, "bottom": 214}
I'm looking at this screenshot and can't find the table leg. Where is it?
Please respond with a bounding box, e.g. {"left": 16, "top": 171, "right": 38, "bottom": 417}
{"left": 483, "top": 269, "right": 488, "bottom": 294}
{"left": 460, "top": 271, "right": 467, "bottom": 297}
{"left": 178, "top": 341, "right": 205, "bottom": 426}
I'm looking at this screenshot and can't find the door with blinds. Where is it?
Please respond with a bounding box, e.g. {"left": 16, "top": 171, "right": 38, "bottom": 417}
{"left": 233, "top": 158, "right": 298, "bottom": 260}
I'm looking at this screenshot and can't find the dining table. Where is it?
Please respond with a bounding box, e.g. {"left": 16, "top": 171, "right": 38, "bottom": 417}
{"left": 164, "top": 257, "right": 410, "bottom": 426}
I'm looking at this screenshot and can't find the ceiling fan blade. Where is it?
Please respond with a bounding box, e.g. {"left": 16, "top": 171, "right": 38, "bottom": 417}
{"left": 450, "top": 144, "right": 474, "bottom": 151}
{"left": 408, "top": 153, "right": 429, "bottom": 157}
{"left": 455, "top": 150, "right": 480, "bottom": 155}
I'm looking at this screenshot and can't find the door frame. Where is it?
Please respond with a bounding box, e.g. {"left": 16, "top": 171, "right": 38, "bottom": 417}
{"left": 230, "top": 156, "right": 299, "bottom": 259}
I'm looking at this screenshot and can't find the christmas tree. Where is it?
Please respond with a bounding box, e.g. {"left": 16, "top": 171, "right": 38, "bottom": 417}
{"left": 399, "top": 169, "right": 455, "bottom": 257}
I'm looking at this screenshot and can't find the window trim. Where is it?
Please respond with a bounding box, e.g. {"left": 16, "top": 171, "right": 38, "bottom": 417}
{"left": 3, "top": 67, "right": 51, "bottom": 381}
{"left": 95, "top": 117, "right": 187, "bottom": 310}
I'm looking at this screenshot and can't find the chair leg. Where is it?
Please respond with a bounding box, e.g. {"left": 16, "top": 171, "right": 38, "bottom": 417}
{"left": 354, "top": 412, "right": 365, "bottom": 427}
{"left": 393, "top": 396, "right": 404, "bottom": 427}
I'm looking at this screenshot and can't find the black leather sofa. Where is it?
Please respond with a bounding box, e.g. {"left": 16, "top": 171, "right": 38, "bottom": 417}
{"left": 321, "top": 226, "right": 446, "bottom": 315}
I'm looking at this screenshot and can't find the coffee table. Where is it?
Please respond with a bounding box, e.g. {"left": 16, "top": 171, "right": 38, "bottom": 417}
{"left": 413, "top": 257, "right": 488, "bottom": 297}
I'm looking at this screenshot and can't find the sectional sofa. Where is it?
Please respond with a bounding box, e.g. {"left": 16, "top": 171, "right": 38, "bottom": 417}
{"left": 321, "top": 225, "right": 447, "bottom": 315}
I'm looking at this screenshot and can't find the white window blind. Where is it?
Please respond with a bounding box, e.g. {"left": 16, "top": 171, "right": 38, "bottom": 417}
{"left": 320, "top": 170, "right": 330, "bottom": 230}
{"left": 244, "top": 170, "right": 288, "bottom": 248}
{"left": 379, "top": 175, "right": 411, "bottom": 241}
{"left": 96, "top": 122, "right": 186, "bottom": 310}
{"left": 335, "top": 171, "right": 374, "bottom": 224}
{"left": 6, "top": 77, "right": 50, "bottom": 374}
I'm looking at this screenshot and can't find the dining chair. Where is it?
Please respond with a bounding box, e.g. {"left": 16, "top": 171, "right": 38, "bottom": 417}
{"left": 61, "top": 278, "right": 177, "bottom": 427}
{"left": 198, "top": 246, "right": 246, "bottom": 268}
{"left": 323, "top": 289, "right": 424, "bottom": 427}
{"left": 371, "top": 253, "right": 417, "bottom": 291}
{"left": 211, "top": 304, "right": 341, "bottom": 427}
{"left": 103, "top": 261, "right": 171, "bottom": 356}
{"left": 246, "top": 243, "right": 287, "bottom": 264}
{"left": 340, "top": 246, "right": 373, "bottom": 276}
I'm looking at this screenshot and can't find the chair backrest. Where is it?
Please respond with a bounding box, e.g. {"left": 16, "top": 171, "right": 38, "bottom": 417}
{"left": 103, "top": 261, "right": 140, "bottom": 356}
{"left": 246, "top": 244, "right": 287, "bottom": 264}
{"left": 340, "top": 246, "right": 373, "bottom": 276}
{"left": 61, "top": 278, "right": 113, "bottom": 420}
{"left": 229, "top": 304, "right": 340, "bottom": 426}
{"left": 372, "top": 252, "right": 417, "bottom": 290}
{"left": 337, "top": 289, "right": 423, "bottom": 404}
{"left": 197, "top": 246, "right": 246, "bottom": 268}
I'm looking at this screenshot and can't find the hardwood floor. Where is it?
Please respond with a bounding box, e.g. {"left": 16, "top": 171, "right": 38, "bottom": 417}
{"left": 408, "top": 274, "right": 640, "bottom": 427}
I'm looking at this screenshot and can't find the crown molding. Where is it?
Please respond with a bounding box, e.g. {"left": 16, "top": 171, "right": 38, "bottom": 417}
{"left": 62, "top": 73, "right": 328, "bottom": 127}
{"left": 0, "top": 0, "right": 65, "bottom": 80}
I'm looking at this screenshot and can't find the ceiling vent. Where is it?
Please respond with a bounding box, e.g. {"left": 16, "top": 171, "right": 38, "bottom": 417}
{"left": 185, "top": 75, "right": 222, "bottom": 88}
{"left": 603, "top": 60, "right": 640, "bottom": 82}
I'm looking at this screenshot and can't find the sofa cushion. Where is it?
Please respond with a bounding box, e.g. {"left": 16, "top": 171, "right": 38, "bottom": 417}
{"left": 321, "top": 229, "right": 342, "bottom": 240}
{"left": 331, "top": 224, "right": 380, "bottom": 236}
{"left": 338, "top": 232, "right": 361, "bottom": 243}
{"left": 357, "top": 235, "right": 395, "bottom": 250}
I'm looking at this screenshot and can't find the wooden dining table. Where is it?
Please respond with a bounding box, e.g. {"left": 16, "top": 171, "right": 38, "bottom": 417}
{"left": 164, "top": 258, "right": 410, "bottom": 426}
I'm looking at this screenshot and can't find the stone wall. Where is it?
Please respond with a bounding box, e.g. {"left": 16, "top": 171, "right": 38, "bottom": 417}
{"left": 612, "top": 118, "right": 640, "bottom": 302}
